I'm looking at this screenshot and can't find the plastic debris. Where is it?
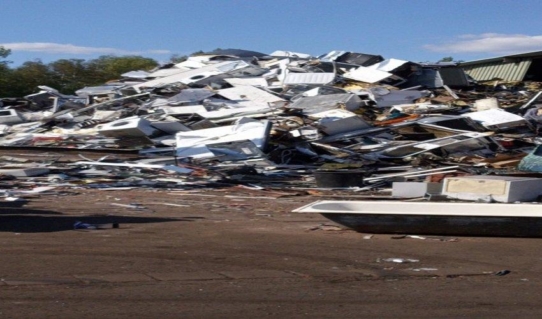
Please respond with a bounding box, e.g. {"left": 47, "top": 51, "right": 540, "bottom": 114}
{"left": 379, "top": 258, "right": 420, "bottom": 263}
{"left": 495, "top": 270, "right": 511, "bottom": 276}
{"left": 73, "top": 221, "right": 120, "bottom": 230}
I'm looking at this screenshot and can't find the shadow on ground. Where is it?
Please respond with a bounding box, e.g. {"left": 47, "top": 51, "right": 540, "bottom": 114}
{"left": 0, "top": 208, "right": 190, "bottom": 233}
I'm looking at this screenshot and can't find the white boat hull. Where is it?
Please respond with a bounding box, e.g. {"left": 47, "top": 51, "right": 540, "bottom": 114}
{"left": 293, "top": 201, "right": 542, "bottom": 237}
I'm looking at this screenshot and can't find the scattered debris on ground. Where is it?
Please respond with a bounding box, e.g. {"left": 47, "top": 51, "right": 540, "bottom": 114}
{"left": 3, "top": 48, "right": 542, "bottom": 237}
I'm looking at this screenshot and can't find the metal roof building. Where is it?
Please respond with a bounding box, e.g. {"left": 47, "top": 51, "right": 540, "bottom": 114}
{"left": 460, "top": 51, "right": 542, "bottom": 82}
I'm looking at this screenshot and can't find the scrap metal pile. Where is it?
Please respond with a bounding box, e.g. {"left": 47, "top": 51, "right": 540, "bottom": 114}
{"left": 2, "top": 48, "right": 542, "bottom": 199}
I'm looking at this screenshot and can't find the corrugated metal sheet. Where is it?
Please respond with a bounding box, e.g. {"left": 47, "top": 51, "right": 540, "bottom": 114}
{"left": 438, "top": 68, "right": 470, "bottom": 86}
{"left": 283, "top": 72, "right": 336, "bottom": 85}
{"left": 462, "top": 59, "right": 532, "bottom": 81}
{"left": 460, "top": 50, "right": 542, "bottom": 66}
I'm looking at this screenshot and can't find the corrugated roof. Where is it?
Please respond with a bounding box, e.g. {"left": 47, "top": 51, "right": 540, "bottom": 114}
{"left": 460, "top": 50, "right": 542, "bottom": 66}
{"left": 462, "top": 60, "right": 532, "bottom": 81}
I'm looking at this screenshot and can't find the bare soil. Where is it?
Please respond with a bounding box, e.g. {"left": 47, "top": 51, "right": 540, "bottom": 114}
{"left": 1, "top": 187, "right": 541, "bottom": 318}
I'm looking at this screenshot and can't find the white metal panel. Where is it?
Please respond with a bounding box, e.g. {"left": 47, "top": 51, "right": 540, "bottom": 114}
{"left": 0, "top": 109, "right": 25, "bottom": 125}
{"left": 367, "top": 58, "right": 409, "bottom": 72}
{"left": 224, "top": 77, "right": 269, "bottom": 87}
{"left": 97, "top": 116, "right": 157, "bottom": 137}
{"left": 163, "top": 104, "right": 276, "bottom": 120}
{"left": 147, "top": 67, "right": 191, "bottom": 78}
{"left": 175, "top": 119, "right": 270, "bottom": 158}
{"left": 473, "top": 98, "right": 500, "bottom": 111}
{"left": 319, "top": 50, "right": 347, "bottom": 62}
{"left": 277, "top": 58, "right": 290, "bottom": 82}
{"left": 132, "top": 61, "right": 250, "bottom": 92}
{"left": 121, "top": 70, "right": 150, "bottom": 79}
{"left": 269, "top": 50, "right": 313, "bottom": 59}
{"left": 343, "top": 66, "right": 393, "bottom": 83}
{"left": 381, "top": 132, "right": 493, "bottom": 158}
{"left": 462, "top": 109, "right": 527, "bottom": 128}
{"left": 282, "top": 72, "right": 335, "bottom": 85}
{"left": 443, "top": 176, "right": 542, "bottom": 203}
{"left": 317, "top": 116, "right": 371, "bottom": 135}
{"left": 167, "top": 89, "right": 215, "bottom": 105}
{"left": 288, "top": 94, "right": 362, "bottom": 114}
{"left": 308, "top": 108, "right": 357, "bottom": 119}
{"left": 200, "top": 106, "right": 277, "bottom": 120}
{"left": 174, "top": 58, "right": 208, "bottom": 69}
{"left": 162, "top": 105, "right": 209, "bottom": 115}
{"left": 217, "top": 86, "right": 284, "bottom": 107}
{"left": 392, "top": 182, "right": 442, "bottom": 198}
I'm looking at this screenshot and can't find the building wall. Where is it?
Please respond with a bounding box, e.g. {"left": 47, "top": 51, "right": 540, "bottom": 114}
{"left": 462, "top": 59, "right": 532, "bottom": 82}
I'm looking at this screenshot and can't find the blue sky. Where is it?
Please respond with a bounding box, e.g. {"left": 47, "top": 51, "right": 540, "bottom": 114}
{"left": 2, "top": 0, "right": 542, "bottom": 66}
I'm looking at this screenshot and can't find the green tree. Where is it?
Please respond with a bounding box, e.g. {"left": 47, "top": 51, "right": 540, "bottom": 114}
{"left": 0, "top": 46, "right": 12, "bottom": 97}
{"left": 49, "top": 59, "right": 91, "bottom": 94}
{"left": 87, "top": 55, "right": 158, "bottom": 83}
{"left": 169, "top": 54, "right": 188, "bottom": 63}
{"left": 192, "top": 50, "right": 206, "bottom": 56}
{"left": 0, "top": 46, "right": 11, "bottom": 64}
{"left": 1, "top": 54, "right": 160, "bottom": 97}
{"left": 439, "top": 56, "right": 454, "bottom": 62}
{"left": 169, "top": 49, "right": 226, "bottom": 64}
{"left": 8, "top": 60, "right": 58, "bottom": 97}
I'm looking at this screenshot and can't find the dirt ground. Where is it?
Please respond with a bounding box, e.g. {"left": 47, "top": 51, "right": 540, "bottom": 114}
{"left": 1, "top": 186, "right": 542, "bottom": 318}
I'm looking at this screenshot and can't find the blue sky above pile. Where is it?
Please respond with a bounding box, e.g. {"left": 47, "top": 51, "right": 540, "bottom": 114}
{"left": 2, "top": 0, "right": 542, "bottom": 65}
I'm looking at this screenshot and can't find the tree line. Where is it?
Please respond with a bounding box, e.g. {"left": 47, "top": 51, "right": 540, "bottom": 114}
{"left": 0, "top": 46, "right": 159, "bottom": 98}
{"left": 0, "top": 46, "right": 458, "bottom": 98}
{"left": 0, "top": 46, "right": 225, "bottom": 98}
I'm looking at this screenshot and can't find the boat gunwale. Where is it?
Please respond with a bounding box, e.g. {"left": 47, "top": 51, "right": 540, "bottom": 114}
{"left": 293, "top": 200, "right": 542, "bottom": 217}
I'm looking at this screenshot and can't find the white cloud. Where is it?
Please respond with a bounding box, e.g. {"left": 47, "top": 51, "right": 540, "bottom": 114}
{"left": 0, "top": 42, "right": 171, "bottom": 55}
{"left": 424, "top": 34, "right": 542, "bottom": 55}
{"left": 147, "top": 49, "right": 172, "bottom": 54}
